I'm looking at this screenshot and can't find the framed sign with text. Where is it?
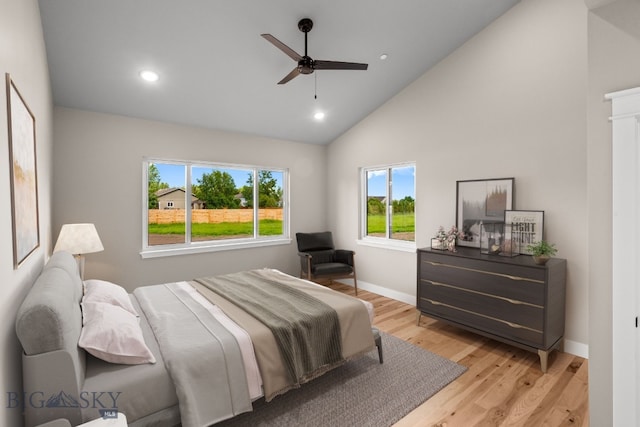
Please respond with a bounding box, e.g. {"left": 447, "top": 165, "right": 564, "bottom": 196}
{"left": 504, "top": 210, "right": 544, "bottom": 254}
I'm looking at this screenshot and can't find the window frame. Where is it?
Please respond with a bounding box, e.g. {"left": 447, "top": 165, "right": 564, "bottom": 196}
{"left": 358, "top": 162, "right": 416, "bottom": 252}
{"left": 141, "top": 157, "right": 290, "bottom": 259}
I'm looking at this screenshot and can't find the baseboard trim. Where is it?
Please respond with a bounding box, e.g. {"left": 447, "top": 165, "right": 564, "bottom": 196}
{"left": 563, "top": 339, "right": 589, "bottom": 359}
{"left": 338, "top": 279, "right": 589, "bottom": 359}
{"left": 337, "top": 278, "right": 415, "bottom": 306}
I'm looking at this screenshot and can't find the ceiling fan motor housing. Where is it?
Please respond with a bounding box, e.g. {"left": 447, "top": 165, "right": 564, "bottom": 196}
{"left": 298, "top": 56, "right": 314, "bottom": 74}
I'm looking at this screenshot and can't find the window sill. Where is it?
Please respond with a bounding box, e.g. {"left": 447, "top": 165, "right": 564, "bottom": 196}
{"left": 140, "top": 237, "right": 292, "bottom": 259}
{"left": 356, "top": 238, "right": 416, "bottom": 253}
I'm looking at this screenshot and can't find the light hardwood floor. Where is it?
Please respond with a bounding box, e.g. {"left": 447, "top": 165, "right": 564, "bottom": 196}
{"left": 327, "top": 282, "right": 589, "bottom": 427}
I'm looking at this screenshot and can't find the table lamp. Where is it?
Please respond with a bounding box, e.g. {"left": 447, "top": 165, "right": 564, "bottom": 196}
{"left": 54, "top": 223, "right": 104, "bottom": 279}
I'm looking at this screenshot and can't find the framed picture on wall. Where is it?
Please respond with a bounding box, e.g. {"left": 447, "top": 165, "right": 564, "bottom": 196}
{"left": 504, "top": 210, "right": 544, "bottom": 254}
{"left": 6, "top": 73, "right": 40, "bottom": 267}
{"left": 456, "top": 178, "right": 514, "bottom": 248}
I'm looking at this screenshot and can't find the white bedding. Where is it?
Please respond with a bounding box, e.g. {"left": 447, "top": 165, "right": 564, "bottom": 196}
{"left": 176, "top": 281, "right": 264, "bottom": 400}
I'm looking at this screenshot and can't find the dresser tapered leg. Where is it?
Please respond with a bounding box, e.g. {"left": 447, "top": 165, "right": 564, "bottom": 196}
{"left": 538, "top": 349, "right": 549, "bottom": 373}
{"left": 416, "top": 311, "right": 422, "bottom": 326}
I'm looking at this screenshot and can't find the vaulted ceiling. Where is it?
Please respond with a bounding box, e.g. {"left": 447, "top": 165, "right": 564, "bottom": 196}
{"left": 38, "top": 0, "right": 520, "bottom": 144}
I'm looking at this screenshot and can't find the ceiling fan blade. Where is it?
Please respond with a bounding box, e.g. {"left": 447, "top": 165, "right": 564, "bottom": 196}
{"left": 277, "top": 67, "right": 301, "bottom": 84}
{"left": 314, "top": 60, "right": 368, "bottom": 71}
{"left": 261, "top": 34, "right": 302, "bottom": 62}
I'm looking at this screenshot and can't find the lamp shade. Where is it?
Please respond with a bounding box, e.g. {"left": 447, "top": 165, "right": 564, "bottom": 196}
{"left": 54, "top": 223, "right": 104, "bottom": 255}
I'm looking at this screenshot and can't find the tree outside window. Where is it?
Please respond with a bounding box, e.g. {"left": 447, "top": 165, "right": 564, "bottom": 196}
{"left": 364, "top": 164, "right": 415, "bottom": 242}
{"left": 144, "top": 159, "right": 287, "bottom": 249}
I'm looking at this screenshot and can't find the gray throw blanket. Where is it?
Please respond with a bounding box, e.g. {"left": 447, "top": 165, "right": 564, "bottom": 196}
{"left": 195, "top": 270, "right": 343, "bottom": 386}
{"left": 134, "top": 283, "right": 251, "bottom": 427}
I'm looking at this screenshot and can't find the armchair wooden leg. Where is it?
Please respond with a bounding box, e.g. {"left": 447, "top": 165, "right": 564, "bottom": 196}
{"left": 353, "top": 270, "right": 358, "bottom": 296}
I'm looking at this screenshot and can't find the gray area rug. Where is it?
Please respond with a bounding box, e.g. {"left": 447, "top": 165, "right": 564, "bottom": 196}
{"left": 217, "top": 331, "right": 467, "bottom": 427}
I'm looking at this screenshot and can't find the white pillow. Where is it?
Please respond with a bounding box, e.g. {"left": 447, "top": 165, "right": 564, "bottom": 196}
{"left": 79, "top": 302, "right": 156, "bottom": 365}
{"left": 83, "top": 279, "right": 138, "bottom": 317}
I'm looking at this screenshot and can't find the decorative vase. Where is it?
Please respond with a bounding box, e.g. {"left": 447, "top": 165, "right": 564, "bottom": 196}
{"left": 447, "top": 239, "right": 456, "bottom": 252}
{"left": 533, "top": 255, "right": 550, "bottom": 265}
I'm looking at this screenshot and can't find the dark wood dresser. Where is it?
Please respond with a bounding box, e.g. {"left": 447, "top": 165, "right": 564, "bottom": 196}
{"left": 416, "top": 247, "right": 566, "bottom": 372}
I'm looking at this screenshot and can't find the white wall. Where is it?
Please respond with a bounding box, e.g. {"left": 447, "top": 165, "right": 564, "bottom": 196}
{"left": 0, "top": 0, "right": 53, "bottom": 425}
{"left": 52, "top": 108, "right": 327, "bottom": 289}
{"left": 327, "top": 0, "right": 589, "bottom": 354}
{"left": 587, "top": 1, "right": 640, "bottom": 424}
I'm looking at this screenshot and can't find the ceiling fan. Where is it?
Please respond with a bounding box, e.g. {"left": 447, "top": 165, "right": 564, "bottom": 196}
{"left": 261, "top": 18, "right": 368, "bottom": 85}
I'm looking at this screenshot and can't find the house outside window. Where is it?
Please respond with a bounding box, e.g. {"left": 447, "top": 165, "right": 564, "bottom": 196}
{"left": 361, "top": 163, "right": 415, "bottom": 249}
{"left": 142, "top": 158, "right": 289, "bottom": 258}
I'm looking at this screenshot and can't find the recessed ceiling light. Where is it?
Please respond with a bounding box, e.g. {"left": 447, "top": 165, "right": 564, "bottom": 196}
{"left": 314, "top": 111, "right": 325, "bottom": 121}
{"left": 139, "top": 70, "right": 159, "bottom": 82}
{"left": 380, "top": 53, "right": 388, "bottom": 60}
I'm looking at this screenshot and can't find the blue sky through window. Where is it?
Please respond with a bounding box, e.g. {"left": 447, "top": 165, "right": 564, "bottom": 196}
{"left": 154, "top": 163, "right": 282, "bottom": 190}
{"left": 368, "top": 165, "right": 415, "bottom": 200}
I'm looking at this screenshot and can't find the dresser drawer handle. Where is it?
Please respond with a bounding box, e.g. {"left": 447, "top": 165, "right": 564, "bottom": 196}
{"left": 505, "top": 321, "right": 523, "bottom": 329}
{"left": 424, "top": 261, "right": 544, "bottom": 284}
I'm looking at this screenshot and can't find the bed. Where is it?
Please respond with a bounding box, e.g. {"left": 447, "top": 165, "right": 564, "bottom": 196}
{"left": 15, "top": 251, "right": 376, "bottom": 427}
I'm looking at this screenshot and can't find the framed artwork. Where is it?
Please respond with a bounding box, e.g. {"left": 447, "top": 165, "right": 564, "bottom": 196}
{"left": 505, "top": 210, "right": 544, "bottom": 254}
{"left": 456, "top": 178, "right": 514, "bottom": 248}
{"left": 6, "top": 74, "right": 40, "bottom": 267}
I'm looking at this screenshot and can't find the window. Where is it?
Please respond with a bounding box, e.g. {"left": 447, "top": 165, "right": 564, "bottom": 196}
{"left": 143, "top": 159, "right": 289, "bottom": 257}
{"left": 361, "top": 163, "right": 415, "bottom": 246}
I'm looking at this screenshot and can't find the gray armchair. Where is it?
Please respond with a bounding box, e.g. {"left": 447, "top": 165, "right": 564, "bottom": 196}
{"left": 295, "top": 231, "right": 358, "bottom": 295}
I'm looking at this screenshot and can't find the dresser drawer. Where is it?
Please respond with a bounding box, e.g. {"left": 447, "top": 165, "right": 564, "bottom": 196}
{"left": 421, "top": 251, "right": 545, "bottom": 282}
{"left": 420, "top": 256, "right": 545, "bottom": 306}
{"left": 419, "top": 280, "right": 544, "bottom": 331}
{"left": 419, "top": 297, "right": 543, "bottom": 347}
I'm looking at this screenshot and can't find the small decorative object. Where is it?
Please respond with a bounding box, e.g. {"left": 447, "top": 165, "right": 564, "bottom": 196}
{"left": 526, "top": 240, "right": 557, "bottom": 265}
{"left": 430, "top": 238, "right": 446, "bottom": 250}
{"left": 480, "top": 222, "right": 520, "bottom": 257}
{"left": 480, "top": 222, "right": 504, "bottom": 255}
{"left": 501, "top": 223, "right": 521, "bottom": 257}
{"left": 432, "top": 225, "right": 463, "bottom": 252}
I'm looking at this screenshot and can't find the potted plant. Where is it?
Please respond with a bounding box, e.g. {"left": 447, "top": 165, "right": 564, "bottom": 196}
{"left": 526, "top": 240, "right": 557, "bottom": 265}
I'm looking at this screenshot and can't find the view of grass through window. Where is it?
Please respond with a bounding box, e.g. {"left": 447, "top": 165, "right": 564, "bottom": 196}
{"left": 366, "top": 164, "right": 415, "bottom": 241}
{"left": 147, "top": 161, "right": 285, "bottom": 246}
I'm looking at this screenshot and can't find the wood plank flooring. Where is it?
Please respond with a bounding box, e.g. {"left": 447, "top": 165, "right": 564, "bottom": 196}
{"left": 327, "top": 282, "right": 589, "bottom": 427}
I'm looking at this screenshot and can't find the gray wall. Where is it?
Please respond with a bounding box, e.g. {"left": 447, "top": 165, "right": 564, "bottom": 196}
{"left": 52, "top": 108, "right": 327, "bottom": 289}
{"left": 327, "top": 0, "right": 589, "bottom": 353}
{"left": 0, "top": 0, "right": 53, "bottom": 425}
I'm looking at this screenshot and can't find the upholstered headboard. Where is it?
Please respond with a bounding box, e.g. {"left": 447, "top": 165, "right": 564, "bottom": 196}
{"left": 16, "top": 251, "right": 84, "bottom": 355}
{"left": 15, "top": 250, "right": 87, "bottom": 425}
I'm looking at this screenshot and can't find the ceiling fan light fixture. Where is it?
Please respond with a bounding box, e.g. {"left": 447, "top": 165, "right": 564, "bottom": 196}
{"left": 139, "top": 70, "right": 159, "bottom": 82}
